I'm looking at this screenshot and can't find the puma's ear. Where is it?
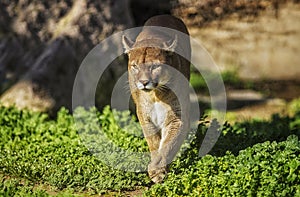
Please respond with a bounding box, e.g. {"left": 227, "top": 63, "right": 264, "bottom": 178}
{"left": 122, "top": 35, "right": 134, "bottom": 53}
{"left": 162, "top": 35, "right": 178, "bottom": 52}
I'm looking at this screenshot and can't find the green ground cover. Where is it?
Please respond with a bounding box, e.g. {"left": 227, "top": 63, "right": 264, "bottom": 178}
{"left": 0, "top": 104, "right": 299, "bottom": 196}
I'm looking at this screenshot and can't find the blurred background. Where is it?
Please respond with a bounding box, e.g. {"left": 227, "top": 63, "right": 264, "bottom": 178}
{"left": 0, "top": 0, "right": 299, "bottom": 121}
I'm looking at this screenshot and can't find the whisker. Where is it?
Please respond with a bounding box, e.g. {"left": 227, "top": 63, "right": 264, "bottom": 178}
{"left": 123, "top": 80, "right": 132, "bottom": 94}
{"left": 157, "top": 84, "right": 170, "bottom": 93}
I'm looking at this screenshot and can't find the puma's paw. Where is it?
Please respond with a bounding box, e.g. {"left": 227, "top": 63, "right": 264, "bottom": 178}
{"left": 148, "top": 166, "right": 167, "bottom": 183}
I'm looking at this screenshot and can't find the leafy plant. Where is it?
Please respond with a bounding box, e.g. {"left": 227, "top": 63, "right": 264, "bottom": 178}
{"left": 0, "top": 105, "right": 299, "bottom": 196}
{"left": 0, "top": 106, "right": 150, "bottom": 196}
{"left": 145, "top": 135, "right": 300, "bottom": 196}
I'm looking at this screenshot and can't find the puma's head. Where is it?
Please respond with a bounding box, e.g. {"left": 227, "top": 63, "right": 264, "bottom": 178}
{"left": 122, "top": 35, "right": 177, "bottom": 91}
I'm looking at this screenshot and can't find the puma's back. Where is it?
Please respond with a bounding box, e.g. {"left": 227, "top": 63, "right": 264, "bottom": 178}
{"left": 135, "top": 15, "right": 191, "bottom": 67}
{"left": 143, "top": 14, "right": 189, "bottom": 35}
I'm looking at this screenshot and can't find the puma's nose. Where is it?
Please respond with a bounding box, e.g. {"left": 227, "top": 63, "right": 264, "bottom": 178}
{"left": 140, "top": 80, "right": 150, "bottom": 86}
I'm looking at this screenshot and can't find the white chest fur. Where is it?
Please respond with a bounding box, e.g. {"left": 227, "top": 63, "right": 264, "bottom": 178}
{"left": 151, "top": 102, "right": 167, "bottom": 129}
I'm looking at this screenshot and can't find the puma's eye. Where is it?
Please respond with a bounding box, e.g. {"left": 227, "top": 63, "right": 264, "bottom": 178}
{"left": 151, "top": 64, "right": 160, "bottom": 71}
{"left": 131, "top": 64, "right": 138, "bottom": 71}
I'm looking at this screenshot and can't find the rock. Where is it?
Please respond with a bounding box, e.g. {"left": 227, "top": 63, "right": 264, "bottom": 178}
{"left": 0, "top": 38, "right": 76, "bottom": 114}
{"left": 0, "top": 0, "right": 134, "bottom": 113}
{"left": 0, "top": 37, "right": 24, "bottom": 93}
{"left": 173, "top": 0, "right": 276, "bottom": 26}
{"left": 189, "top": 2, "right": 300, "bottom": 81}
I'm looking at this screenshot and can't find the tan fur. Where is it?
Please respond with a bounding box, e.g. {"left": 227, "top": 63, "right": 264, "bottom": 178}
{"left": 122, "top": 15, "right": 191, "bottom": 183}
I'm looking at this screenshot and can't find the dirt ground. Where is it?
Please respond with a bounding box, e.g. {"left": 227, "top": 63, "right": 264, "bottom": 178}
{"left": 189, "top": 2, "right": 300, "bottom": 122}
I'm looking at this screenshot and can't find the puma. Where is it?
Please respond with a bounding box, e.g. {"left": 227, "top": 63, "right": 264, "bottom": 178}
{"left": 122, "top": 15, "right": 191, "bottom": 183}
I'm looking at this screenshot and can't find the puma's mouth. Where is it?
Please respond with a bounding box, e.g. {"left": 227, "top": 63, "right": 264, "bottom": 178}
{"left": 137, "top": 81, "right": 158, "bottom": 90}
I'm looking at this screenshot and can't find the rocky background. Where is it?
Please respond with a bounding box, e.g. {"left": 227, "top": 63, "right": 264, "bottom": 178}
{"left": 0, "top": 0, "right": 299, "bottom": 115}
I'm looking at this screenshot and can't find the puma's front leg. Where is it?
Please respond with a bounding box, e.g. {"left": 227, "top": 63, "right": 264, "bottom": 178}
{"left": 138, "top": 120, "right": 166, "bottom": 183}
{"left": 145, "top": 130, "right": 167, "bottom": 183}
{"left": 158, "top": 118, "right": 187, "bottom": 169}
{"left": 148, "top": 118, "right": 186, "bottom": 184}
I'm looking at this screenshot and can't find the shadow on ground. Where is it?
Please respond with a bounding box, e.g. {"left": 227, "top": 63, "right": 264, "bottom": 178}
{"left": 210, "top": 111, "right": 300, "bottom": 156}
